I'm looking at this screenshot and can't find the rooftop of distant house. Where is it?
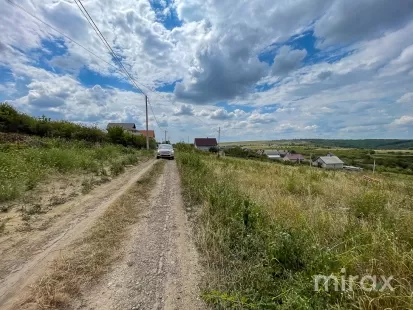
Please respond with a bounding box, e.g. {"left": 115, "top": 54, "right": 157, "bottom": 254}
{"left": 194, "top": 138, "right": 218, "bottom": 146}
{"left": 107, "top": 123, "right": 136, "bottom": 130}
{"left": 285, "top": 153, "right": 305, "bottom": 160}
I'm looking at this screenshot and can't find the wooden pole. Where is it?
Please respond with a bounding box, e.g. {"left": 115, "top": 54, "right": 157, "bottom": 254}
{"left": 145, "top": 95, "right": 149, "bottom": 150}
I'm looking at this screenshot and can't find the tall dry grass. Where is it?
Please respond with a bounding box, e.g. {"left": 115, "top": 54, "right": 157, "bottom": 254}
{"left": 177, "top": 151, "right": 413, "bottom": 309}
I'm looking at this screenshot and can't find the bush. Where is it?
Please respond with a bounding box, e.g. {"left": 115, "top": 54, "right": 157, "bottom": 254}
{"left": 110, "top": 161, "right": 125, "bottom": 176}
{"left": 107, "top": 126, "right": 155, "bottom": 149}
{"left": 350, "top": 191, "right": 387, "bottom": 219}
{"left": 0, "top": 103, "right": 106, "bottom": 143}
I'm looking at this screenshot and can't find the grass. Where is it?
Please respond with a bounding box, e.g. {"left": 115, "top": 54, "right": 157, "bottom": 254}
{"left": 176, "top": 150, "right": 413, "bottom": 309}
{"left": 220, "top": 140, "right": 413, "bottom": 175}
{"left": 25, "top": 160, "right": 165, "bottom": 309}
{"left": 0, "top": 135, "right": 152, "bottom": 203}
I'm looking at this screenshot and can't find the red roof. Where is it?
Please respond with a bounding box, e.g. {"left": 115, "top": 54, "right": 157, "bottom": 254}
{"left": 285, "top": 153, "right": 305, "bottom": 160}
{"left": 137, "top": 130, "right": 155, "bottom": 138}
{"left": 194, "top": 138, "right": 217, "bottom": 147}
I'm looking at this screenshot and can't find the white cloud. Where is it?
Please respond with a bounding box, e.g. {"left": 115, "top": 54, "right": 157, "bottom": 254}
{"left": 1, "top": 0, "right": 413, "bottom": 141}
{"left": 207, "top": 108, "right": 248, "bottom": 120}
{"left": 392, "top": 116, "right": 413, "bottom": 126}
{"left": 397, "top": 92, "right": 413, "bottom": 104}
{"left": 271, "top": 46, "right": 307, "bottom": 76}
{"left": 248, "top": 112, "right": 276, "bottom": 124}
{"left": 173, "top": 104, "right": 194, "bottom": 116}
{"left": 314, "top": 0, "right": 413, "bottom": 47}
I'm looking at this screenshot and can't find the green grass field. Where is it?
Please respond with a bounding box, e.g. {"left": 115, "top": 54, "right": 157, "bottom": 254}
{"left": 176, "top": 148, "right": 413, "bottom": 309}
{"left": 220, "top": 139, "right": 413, "bottom": 175}
{"left": 0, "top": 134, "right": 151, "bottom": 203}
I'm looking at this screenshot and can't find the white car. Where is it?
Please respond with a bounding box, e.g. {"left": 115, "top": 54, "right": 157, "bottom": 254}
{"left": 156, "top": 144, "right": 174, "bottom": 160}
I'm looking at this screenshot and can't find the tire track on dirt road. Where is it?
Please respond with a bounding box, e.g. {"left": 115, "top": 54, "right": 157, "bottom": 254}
{"left": 0, "top": 159, "right": 156, "bottom": 310}
{"left": 74, "top": 160, "right": 206, "bottom": 310}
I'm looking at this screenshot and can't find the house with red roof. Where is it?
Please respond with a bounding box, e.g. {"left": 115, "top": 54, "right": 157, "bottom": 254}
{"left": 283, "top": 153, "right": 305, "bottom": 163}
{"left": 137, "top": 130, "right": 156, "bottom": 139}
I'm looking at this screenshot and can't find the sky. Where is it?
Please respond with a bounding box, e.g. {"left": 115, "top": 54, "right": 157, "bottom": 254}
{"left": 1, "top": 0, "right": 413, "bottom": 142}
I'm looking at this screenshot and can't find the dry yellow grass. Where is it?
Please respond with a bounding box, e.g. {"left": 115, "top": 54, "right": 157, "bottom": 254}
{"left": 178, "top": 151, "right": 413, "bottom": 309}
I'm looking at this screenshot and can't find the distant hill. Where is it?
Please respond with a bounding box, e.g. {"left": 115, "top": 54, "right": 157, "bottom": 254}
{"left": 221, "top": 139, "right": 413, "bottom": 150}
{"left": 305, "top": 139, "right": 413, "bottom": 150}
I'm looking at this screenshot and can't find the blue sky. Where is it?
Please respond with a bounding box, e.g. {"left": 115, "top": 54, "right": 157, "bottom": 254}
{"left": 1, "top": 0, "right": 413, "bottom": 142}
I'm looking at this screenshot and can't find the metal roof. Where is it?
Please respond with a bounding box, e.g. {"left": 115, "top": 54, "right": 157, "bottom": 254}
{"left": 194, "top": 138, "right": 218, "bottom": 146}
{"left": 264, "top": 150, "right": 287, "bottom": 155}
{"left": 317, "top": 156, "right": 344, "bottom": 164}
{"left": 285, "top": 153, "right": 305, "bottom": 160}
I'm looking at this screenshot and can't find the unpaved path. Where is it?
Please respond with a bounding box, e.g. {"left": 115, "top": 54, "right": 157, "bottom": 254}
{"left": 74, "top": 160, "right": 206, "bottom": 310}
{"left": 0, "top": 159, "right": 156, "bottom": 310}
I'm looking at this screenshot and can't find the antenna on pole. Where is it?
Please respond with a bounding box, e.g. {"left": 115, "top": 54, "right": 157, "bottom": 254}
{"left": 145, "top": 95, "right": 149, "bottom": 150}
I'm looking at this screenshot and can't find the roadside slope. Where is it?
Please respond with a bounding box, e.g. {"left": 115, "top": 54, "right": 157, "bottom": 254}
{"left": 0, "top": 159, "right": 155, "bottom": 310}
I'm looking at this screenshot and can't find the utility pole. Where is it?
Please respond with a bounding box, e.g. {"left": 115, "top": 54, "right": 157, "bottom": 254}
{"left": 164, "top": 130, "right": 167, "bottom": 143}
{"left": 187, "top": 136, "right": 189, "bottom": 144}
{"left": 373, "top": 159, "right": 376, "bottom": 174}
{"left": 217, "top": 127, "right": 221, "bottom": 158}
{"left": 145, "top": 95, "right": 149, "bottom": 150}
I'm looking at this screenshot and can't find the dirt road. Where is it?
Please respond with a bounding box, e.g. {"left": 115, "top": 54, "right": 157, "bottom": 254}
{"left": 73, "top": 160, "right": 206, "bottom": 310}
{"left": 0, "top": 159, "right": 206, "bottom": 310}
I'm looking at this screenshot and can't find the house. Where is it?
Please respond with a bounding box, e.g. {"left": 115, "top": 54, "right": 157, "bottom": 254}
{"left": 264, "top": 150, "right": 282, "bottom": 160}
{"left": 137, "top": 130, "right": 156, "bottom": 139}
{"left": 264, "top": 149, "right": 288, "bottom": 159}
{"left": 313, "top": 156, "right": 344, "bottom": 169}
{"left": 107, "top": 123, "right": 142, "bottom": 135}
{"left": 194, "top": 138, "right": 218, "bottom": 151}
{"left": 283, "top": 153, "right": 305, "bottom": 163}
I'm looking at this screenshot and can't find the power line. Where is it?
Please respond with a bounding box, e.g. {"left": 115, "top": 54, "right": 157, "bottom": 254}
{"left": 148, "top": 97, "right": 165, "bottom": 131}
{"left": 73, "top": 0, "right": 170, "bottom": 133}
{"left": 6, "top": 0, "right": 154, "bottom": 96}
{"left": 6, "top": 0, "right": 215, "bottom": 131}
{"left": 5, "top": 0, "right": 120, "bottom": 73}
{"left": 73, "top": 0, "right": 147, "bottom": 96}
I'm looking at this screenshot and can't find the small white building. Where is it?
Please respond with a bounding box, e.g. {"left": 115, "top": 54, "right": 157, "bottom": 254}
{"left": 313, "top": 156, "right": 344, "bottom": 169}
{"left": 264, "top": 150, "right": 284, "bottom": 160}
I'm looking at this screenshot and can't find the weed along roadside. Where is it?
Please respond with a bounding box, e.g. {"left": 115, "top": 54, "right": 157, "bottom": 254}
{"left": 175, "top": 148, "right": 413, "bottom": 309}
{"left": 21, "top": 160, "right": 165, "bottom": 309}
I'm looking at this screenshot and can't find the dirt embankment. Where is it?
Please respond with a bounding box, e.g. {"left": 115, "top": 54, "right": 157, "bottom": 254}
{"left": 0, "top": 159, "right": 155, "bottom": 309}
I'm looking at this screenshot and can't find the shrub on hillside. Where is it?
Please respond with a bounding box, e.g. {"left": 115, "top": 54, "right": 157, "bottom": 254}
{"left": 107, "top": 126, "right": 154, "bottom": 149}
{"left": 0, "top": 103, "right": 105, "bottom": 143}
{"left": 0, "top": 103, "right": 157, "bottom": 149}
{"left": 224, "top": 146, "right": 267, "bottom": 160}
